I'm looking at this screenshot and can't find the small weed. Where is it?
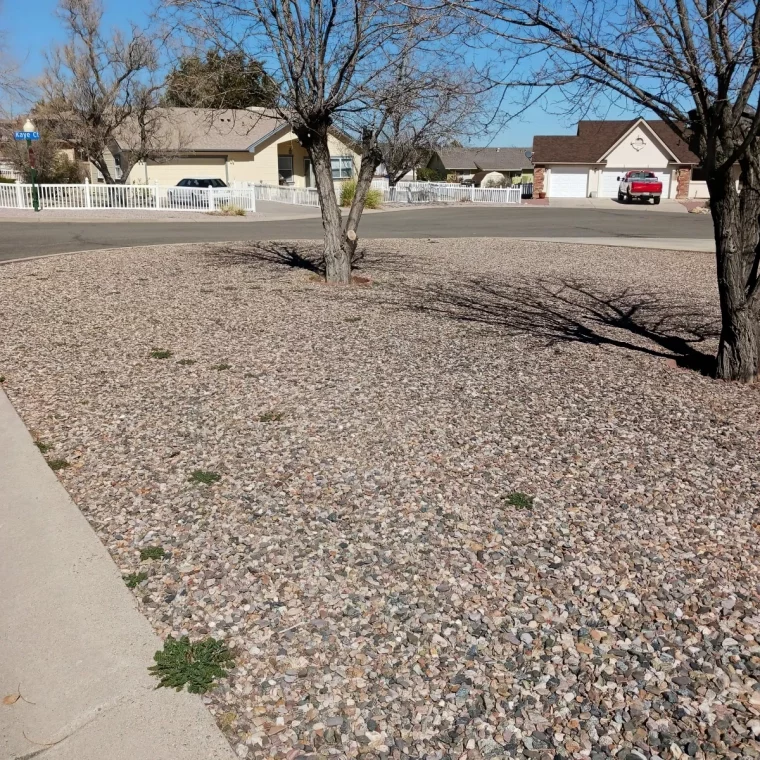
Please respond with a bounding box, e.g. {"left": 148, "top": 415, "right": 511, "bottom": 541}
{"left": 258, "top": 410, "right": 285, "bottom": 422}
{"left": 219, "top": 711, "right": 238, "bottom": 729}
{"left": 35, "top": 440, "right": 53, "bottom": 453}
{"left": 150, "top": 349, "right": 172, "bottom": 359}
{"left": 176, "top": 359, "right": 196, "bottom": 366}
{"left": 124, "top": 571, "right": 148, "bottom": 588}
{"left": 149, "top": 635, "right": 234, "bottom": 693}
{"left": 212, "top": 363, "right": 231, "bottom": 371}
{"left": 189, "top": 469, "right": 221, "bottom": 485}
{"left": 344, "top": 316, "right": 361, "bottom": 323}
{"left": 0, "top": 375, "right": 5, "bottom": 383}
{"left": 140, "top": 546, "right": 167, "bottom": 561}
{"left": 504, "top": 491, "right": 534, "bottom": 510}
{"left": 47, "top": 458, "right": 70, "bottom": 471}
{"left": 214, "top": 203, "right": 245, "bottom": 217}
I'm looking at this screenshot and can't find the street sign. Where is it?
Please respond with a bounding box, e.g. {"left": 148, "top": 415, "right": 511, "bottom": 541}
{"left": 14, "top": 131, "right": 40, "bottom": 141}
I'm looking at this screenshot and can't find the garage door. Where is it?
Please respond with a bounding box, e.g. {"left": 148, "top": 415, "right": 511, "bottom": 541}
{"left": 549, "top": 168, "right": 588, "bottom": 198}
{"left": 600, "top": 169, "right": 671, "bottom": 198}
{"left": 145, "top": 157, "right": 227, "bottom": 185}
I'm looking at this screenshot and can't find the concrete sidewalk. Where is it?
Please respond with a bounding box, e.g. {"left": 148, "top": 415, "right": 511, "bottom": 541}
{"left": 0, "top": 390, "right": 236, "bottom": 760}
{"left": 519, "top": 236, "right": 714, "bottom": 252}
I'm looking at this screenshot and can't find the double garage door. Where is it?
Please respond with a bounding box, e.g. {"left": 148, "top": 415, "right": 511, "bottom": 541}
{"left": 599, "top": 169, "right": 671, "bottom": 199}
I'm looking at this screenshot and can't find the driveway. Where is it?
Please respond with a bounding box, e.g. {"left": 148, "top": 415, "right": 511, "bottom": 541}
{"left": 0, "top": 205, "right": 714, "bottom": 262}
{"left": 547, "top": 197, "right": 691, "bottom": 212}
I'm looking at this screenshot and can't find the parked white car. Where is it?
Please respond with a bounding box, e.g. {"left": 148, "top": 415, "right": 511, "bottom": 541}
{"left": 167, "top": 177, "right": 231, "bottom": 206}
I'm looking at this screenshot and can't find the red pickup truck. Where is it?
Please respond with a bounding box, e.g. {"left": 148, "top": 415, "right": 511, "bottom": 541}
{"left": 617, "top": 171, "right": 663, "bottom": 204}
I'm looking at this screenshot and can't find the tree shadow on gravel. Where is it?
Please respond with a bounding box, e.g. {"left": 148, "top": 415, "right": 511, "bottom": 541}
{"left": 407, "top": 276, "right": 719, "bottom": 375}
{"left": 208, "top": 242, "right": 416, "bottom": 277}
{"left": 210, "top": 242, "right": 325, "bottom": 274}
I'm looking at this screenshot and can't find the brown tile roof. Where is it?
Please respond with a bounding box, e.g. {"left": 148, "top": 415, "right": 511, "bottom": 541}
{"left": 113, "top": 108, "right": 287, "bottom": 153}
{"left": 532, "top": 119, "right": 699, "bottom": 165}
{"left": 435, "top": 147, "right": 532, "bottom": 171}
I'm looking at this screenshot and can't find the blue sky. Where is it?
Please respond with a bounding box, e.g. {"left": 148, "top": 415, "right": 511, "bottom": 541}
{"left": 2, "top": 0, "right": 638, "bottom": 146}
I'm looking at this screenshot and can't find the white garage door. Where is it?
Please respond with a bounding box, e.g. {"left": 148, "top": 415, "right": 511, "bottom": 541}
{"left": 601, "top": 169, "right": 671, "bottom": 198}
{"left": 550, "top": 168, "right": 589, "bottom": 198}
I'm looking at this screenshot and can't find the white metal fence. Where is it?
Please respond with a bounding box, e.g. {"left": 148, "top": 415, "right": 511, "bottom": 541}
{"left": 251, "top": 183, "right": 320, "bottom": 206}
{"left": 245, "top": 180, "right": 522, "bottom": 207}
{"left": 383, "top": 181, "right": 522, "bottom": 204}
{"left": 0, "top": 183, "right": 256, "bottom": 212}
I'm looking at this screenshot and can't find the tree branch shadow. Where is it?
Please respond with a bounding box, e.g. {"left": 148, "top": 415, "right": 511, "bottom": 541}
{"left": 206, "top": 241, "right": 415, "bottom": 277}
{"left": 407, "top": 276, "right": 719, "bottom": 376}
{"left": 210, "top": 242, "right": 326, "bottom": 274}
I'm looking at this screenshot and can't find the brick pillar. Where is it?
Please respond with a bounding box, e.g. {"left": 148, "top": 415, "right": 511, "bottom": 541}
{"left": 675, "top": 166, "right": 691, "bottom": 199}
{"left": 534, "top": 166, "right": 545, "bottom": 196}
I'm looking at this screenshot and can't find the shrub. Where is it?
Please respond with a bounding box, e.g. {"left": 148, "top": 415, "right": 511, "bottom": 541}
{"left": 484, "top": 175, "right": 508, "bottom": 188}
{"left": 215, "top": 203, "right": 245, "bottom": 216}
{"left": 0, "top": 176, "right": 16, "bottom": 184}
{"left": 339, "top": 180, "right": 382, "bottom": 209}
{"left": 416, "top": 167, "right": 444, "bottom": 183}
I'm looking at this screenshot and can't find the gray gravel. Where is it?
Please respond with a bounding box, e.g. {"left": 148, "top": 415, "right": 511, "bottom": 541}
{"left": 1, "top": 239, "right": 759, "bottom": 760}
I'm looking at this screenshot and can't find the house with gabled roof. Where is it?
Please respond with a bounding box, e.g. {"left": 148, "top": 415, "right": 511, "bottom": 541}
{"left": 107, "top": 107, "right": 360, "bottom": 187}
{"left": 531, "top": 118, "right": 702, "bottom": 199}
{"left": 427, "top": 146, "right": 533, "bottom": 186}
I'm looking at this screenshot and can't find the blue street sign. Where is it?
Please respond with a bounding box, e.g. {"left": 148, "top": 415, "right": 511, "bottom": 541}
{"left": 14, "top": 131, "right": 40, "bottom": 141}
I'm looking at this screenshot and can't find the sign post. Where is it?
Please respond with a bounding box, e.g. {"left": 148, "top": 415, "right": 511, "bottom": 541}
{"left": 14, "top": 122, "right": 41, "bottom": 212}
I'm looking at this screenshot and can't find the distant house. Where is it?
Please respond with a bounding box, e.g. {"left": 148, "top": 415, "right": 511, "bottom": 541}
{"left": 427, "top": 147, "right": 533, "bottom": 186}
{"left": 531, "top": 118, "right": 702, "bottom": 199}
{"left": 104, "top": 107, "right": 360, "bottom": 187}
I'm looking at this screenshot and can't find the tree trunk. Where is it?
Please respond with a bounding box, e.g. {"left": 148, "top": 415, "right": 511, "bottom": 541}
{"left": 344, "top": 138, "right": 383, "bottom": 262}
{"left": 303, "top": 128, "right": 352, "bottom": 284}
{"left": 709, "top": 166, "right": 760, "bottom": 382}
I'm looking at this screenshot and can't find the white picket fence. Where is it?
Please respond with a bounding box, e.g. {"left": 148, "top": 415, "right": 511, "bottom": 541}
{"left": 245, "top": 180, "right": 522, "bottom": 207}
{"left": 0, "top": 182, "right": 256, "bottom": 212}
{"left": 251, "top": 183, "right": 320, "bottom": 206}
{"left": 381, "top": 181, "right": 522, "bottom": 204}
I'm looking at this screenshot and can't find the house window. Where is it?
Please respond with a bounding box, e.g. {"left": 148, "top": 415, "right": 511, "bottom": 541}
{"left": 278, "top": 155, "right": 294, "bottom": 185}
{"left": 331, "top": 156, "right": 353, "bottom": 180}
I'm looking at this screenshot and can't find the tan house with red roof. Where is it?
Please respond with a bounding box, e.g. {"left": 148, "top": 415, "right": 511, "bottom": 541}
{"left": 531, "top": 118, "right": 702, "bottom": 199}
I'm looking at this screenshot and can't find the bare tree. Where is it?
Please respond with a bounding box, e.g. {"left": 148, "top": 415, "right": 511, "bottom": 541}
{"left": 0, "top": 5, "right": 32, "bottom": 115}
{"left": 39, "top": 0, "right": 169, "bottom": 184}
{"left": 376, "top": 65, "right": 485, "bottom": 186}
{"left": 453, "top": 0, "right": 760, "bottom": 382}
{"left": 166, "top": 0, "right": 461, "bottom": 282}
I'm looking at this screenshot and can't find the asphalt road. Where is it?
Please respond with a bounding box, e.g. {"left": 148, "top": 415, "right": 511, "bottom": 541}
{"left": 0, "top": 206, "right": 714, "bottom": 262}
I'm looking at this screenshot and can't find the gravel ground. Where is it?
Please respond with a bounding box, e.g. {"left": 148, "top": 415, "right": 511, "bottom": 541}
{"left": 1, "top": 239, "right": 759, "bottom": 760}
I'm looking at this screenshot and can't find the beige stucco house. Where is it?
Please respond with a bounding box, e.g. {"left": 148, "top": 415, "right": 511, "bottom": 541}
{"left": 531, "top": 118, "right": 703, "bottom": 199}
{"left": 102, "top": 108, "right": 360, "bottom": 187}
